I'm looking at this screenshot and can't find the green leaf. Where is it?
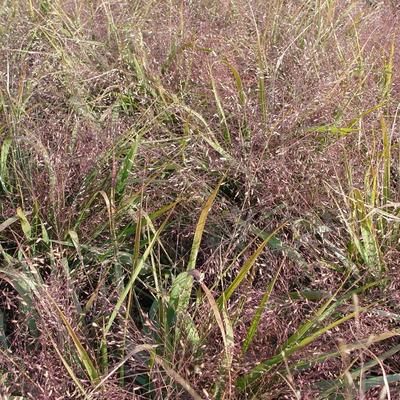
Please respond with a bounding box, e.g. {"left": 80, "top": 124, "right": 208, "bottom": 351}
{"left": 169, "top": 272, "right": 194, "bottom": 315}
{"left": 16, "top": 208, "right": 32, "bottom": 240}
{"left": 0, "top": 137, "right": 12, "bottom": 193}
{"left": 41, "top": 222, "right": 50, "bottom": 245}
{"left": 167, "top": 272, "right": 200, "bottom": 346}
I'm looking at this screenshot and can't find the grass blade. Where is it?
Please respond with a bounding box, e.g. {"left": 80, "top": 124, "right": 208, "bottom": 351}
{"left": 219, "top": 222, "right": 286, "bottom": 304}
{"left": 381, "top": 116, "right": 391, "bottom": 204}
{"left": 187, "top": 178, "right": 223, "bottom": 270}
{"left": 210, "top": 68, "right": 231, "bottom": 143}
{"left": 48, "top": 335, "right": 89, "bottom": 399}
{"left": 153, "top": 354, "right": 204, "bottom": 400}
{"left": 16, "top": 207, "right": 32, "bottom": 241}
{"left": 116, "top": 134, "right": 140, "bottom": 197}
{"left": 236, "top": 311, "right": 360, "bottom": 389}
{"left": 50, "top": 297, "right": 99, "bottom": 382}
{"left": 104, "top": 208, "right": 174, "bottom": 335}
{"left": 242, "top": 259, "right": 283, "bottom": 353}
{"left": 0, "top": 137, "right": 12, "bottom": 192}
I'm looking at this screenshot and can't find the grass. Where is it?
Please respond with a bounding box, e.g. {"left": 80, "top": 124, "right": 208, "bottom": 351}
{"left": 1, "top": 0, "right": 400, "bottom": 398}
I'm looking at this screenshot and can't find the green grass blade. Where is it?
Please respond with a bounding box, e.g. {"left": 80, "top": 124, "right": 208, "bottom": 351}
{"left": 48, "top": 335, "right": 89, "bottom": 399}
{"left": 187, "top": 178, "right": 223, "bottom": 270}
{"left": 236, "top": 311, "right": 360, "bottom": 390}
{"left": 50, "top": 297, "right": 99, "bottom": 382}
{"left": 381, "top": 116, "right": 391, "bottom": 204}
{"left": 104, "top": 208, "right": 174, "bottom": 335}
{"left": 0, "top": 137, "right": 12, "bottom": 192}
{"left": 224, "top": 59, "right": 246, "bottom": 107}
{"left": 169, "top": 272, "right": 194, "bottom": 315}
{"left": 242, "top": 260, "right": 283, "bottom": 353}
{"left": 210, "top": 68, "right": 231, "bottom": 143}
{"left": 68, "top": 230, "right": 83, "bottom": 261}
{"left": 16, "top": 207, "right": 32, "bottom": 241}
{"left": 248, "top": 223, "right": 308, "bottom": 269}
{"left": 0, "top": 310, "right": 8, "bottom": 348}
{"left": 116, "top": 134, "right": 140, "bottom": 197}
{"left": 381, "top": 34, "right": 395, "bottom": 100}
{"left": 219, "top": 222, "right": 286, "bottom": 304}
{"left": 317, "top": 340, "right": 400, "bottom": 398}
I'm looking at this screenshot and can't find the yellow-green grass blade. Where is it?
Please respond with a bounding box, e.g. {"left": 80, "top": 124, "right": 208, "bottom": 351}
{"left": 187, "top": 178, "right": 223, "bottom": 270}
{"left": 224, "top": 58, "right": 246, "bottom": 107}
{"left": 117, "top": 200, "right": 178, "bottom": 240}
{"left": 50, "top": 297, "right": 99, "bottom": 382}
{"left": 258, "top": 73, "right": 267, "bottom": 124}
{"left": 177, "top": 103, "right": 232, "bottom": 160}
{"left": 242, "top": 260, "right": 283, "bottom": 353}
{"left": 116, "top": 134, "right": 140, "bottom": 197}
{"left": 104, "top": 208, "right": 174, "bottom": 335}
{"left": 0, "top": 215, "right": 19, "bottom": 233}
{"left": 381, "top": 34, "right": 395, "bottom": 101}
{"left": 381, "top": 116, "right": 391, "bottom": 205}
{"left": 198, "top": 279, "right": 234, "bottom": 397}
{"left": 166, "top": 180, "right": 223, "bottom": 347}
{"left": 353, "top": 188, "right": 383, "bottom": 272}
{"left": 0, "top": 137, "right": 12, "bottom": 193}
{"left": 200, "top": 281, "right": 227, "bottom": 349}
{"left": 288, "top": 330, "right": 400, "bottom": 375}
{"left": 16, "top": 207, "right": 32, "bottom": 241}
{"left": 210, "top": 67, "right": 231, "bottom": 143}
{"left": 236, "top": 310, "right": 362, "bottom": 390}
{"left": 279, "top": 278, "right": 378, "bottom": 352}
{"left": 120, "top": 195, "right": 144, "bottom": 382}
{"left": 236, "top": 280, "right": 382, "bottom": 390}
{"left": 218, "top": 222, "right": 286, "bottom": 305}
{"left": 317, "top": 338, "right": 400, "bottom": 398}
{"left": 48, "top": 335, "right": 89, "bottom": 399}
{"left": 347, "top": 103, "right": 386, "bottom": 129}
{"left": 152, "top": 354, "right": 204, "bottom": 400}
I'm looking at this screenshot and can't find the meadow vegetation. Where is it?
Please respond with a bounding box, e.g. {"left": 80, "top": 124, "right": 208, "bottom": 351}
{"left": 1, "top": 0, "right": 400, "bottom": 398}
